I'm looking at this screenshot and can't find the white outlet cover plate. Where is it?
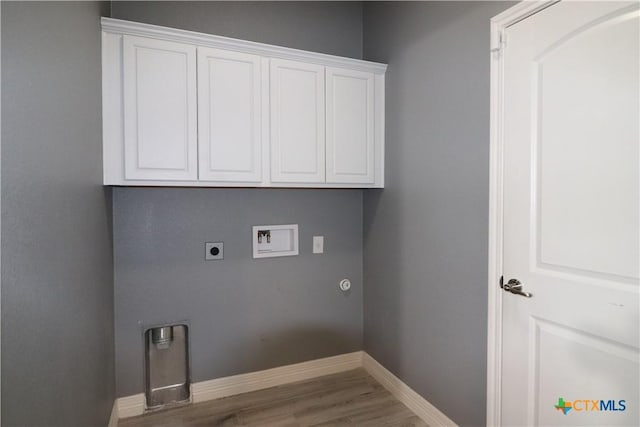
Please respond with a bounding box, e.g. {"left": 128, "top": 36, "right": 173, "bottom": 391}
{"left": 313, "top": 236, "right": 324, "bottom": 254}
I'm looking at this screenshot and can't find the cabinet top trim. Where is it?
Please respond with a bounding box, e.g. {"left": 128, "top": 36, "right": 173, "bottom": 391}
{"left": 102, "top": 18, "right": 388, "bottom": 74}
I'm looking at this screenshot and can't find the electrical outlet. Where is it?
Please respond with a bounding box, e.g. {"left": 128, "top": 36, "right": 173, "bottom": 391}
{"left": 205, "top": 242, "right": 224, "bottom": 260}
{"left": 313, "top": 236, "right": 324, "bottom": 254}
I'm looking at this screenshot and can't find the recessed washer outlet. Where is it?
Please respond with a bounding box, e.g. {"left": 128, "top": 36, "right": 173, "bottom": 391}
{"left": 205, "top": 242, "right": 224, "bottom": 260}
{"left": 252, "top": 224, "right": 299, "bottom": 258}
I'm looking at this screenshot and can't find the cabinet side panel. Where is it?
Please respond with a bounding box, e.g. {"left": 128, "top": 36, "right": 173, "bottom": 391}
{"left": 374, "top": 73, "right": 385, "bottom": 188}
{"left": 103, "top": 32, "right": 125, "bottom": 185}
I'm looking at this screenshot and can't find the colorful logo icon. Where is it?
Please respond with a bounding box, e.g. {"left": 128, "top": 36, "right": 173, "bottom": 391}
{"left": 554, "top": 397, "right": 626, "bottom": 415}
{"left": 555, "top": 397, "right": 572, "bottom": 415}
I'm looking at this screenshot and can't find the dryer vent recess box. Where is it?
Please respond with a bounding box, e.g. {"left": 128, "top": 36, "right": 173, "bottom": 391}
{"left": 253, "top": 224, "right": 298, "bottom": 258}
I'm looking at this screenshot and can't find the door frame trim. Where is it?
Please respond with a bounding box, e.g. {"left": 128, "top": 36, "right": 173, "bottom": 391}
{"left": 487, "top": 2, "right": 559, "bottom": 426}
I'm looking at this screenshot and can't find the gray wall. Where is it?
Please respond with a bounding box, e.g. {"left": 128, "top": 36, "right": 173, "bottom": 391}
{"left": 114, "top": 189, "right": 363, "bottom": 396}
{"left": 111, "top": 2, "right": 365, "bottom": 397}
{"left": 111, "top": 1, "right": 363, "bottom": 58}
{"left": 1, "top": 2, "right": 115, "bottom": 425}
{"left": 362, "top": 2, "right": 513, "bottom": 426}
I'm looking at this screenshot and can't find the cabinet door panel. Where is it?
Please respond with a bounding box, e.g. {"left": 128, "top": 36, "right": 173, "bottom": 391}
{"left": 122, "top": 36, "right": 197, "bottom": 181}
{"left": 326, "top": 67, "right": 375, "bottom": 184}
{"left": 270, "top": 59, "right": 325, "bottom": 183}
{"left": 198, "top": 48, "right": 262, "bottom": 182}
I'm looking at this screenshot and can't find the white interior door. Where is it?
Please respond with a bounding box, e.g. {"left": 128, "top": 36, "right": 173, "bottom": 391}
{"left": 270, "top": 58, "right": 325, "bottom": 183}
{"left": 197, "top": 47, "right": 262, "bottom": 182}
{"left": 122, "top": 36, "right": 197, "bottom": 181}
{"left": 326, "top": 67, "right": 375, "bottom": 184}
{"left": 501, "top": 2, "right": 639, "bottom": 426}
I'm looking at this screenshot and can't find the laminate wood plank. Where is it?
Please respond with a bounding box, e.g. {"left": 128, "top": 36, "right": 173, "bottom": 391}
{"left": 119, "top": 369, "right": 427, "bottom": 427}
{"left": 196, "top": 372, "right": 376, "bottom": 423}
{"left": 348, "top": 402, "right": 429, "bottom": 426}
{"left": 204, "top": 369, "right": 372, "bottom": 416}
{"left": 236, "top": 384, "right": 380, "bottom": 425}
{"left": 292, "top": 390, "right": 395, "bottom": 425}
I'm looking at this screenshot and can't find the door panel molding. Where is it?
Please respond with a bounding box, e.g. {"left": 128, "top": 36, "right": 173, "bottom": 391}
{"left": 487, "top": 2, "right": 560, "bottom": 426}
{"left": 489, "top": 2, "right": 639, "bottom": 426}
{"left": 526, "top": 316, "right": 639, "bottom": 426}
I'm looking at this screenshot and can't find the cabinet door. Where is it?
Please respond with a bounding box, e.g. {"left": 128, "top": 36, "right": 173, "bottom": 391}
{"left": 326, "top": 67, "right": 375, "bottom": 184}
{"left": 198, "top": 48, "right": 262, "bottom": 182}
{"left": 270, "top": 59, "right": 325, "bottom": 183}
{"left": 122, "top": 36, "right": 197, "bottom": 181}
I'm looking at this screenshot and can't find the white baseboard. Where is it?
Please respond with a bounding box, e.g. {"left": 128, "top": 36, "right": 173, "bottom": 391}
{"left": 115, "top": 351, "right": 363, "bottom": 419}
{"left": 116, "top": 392, "right": 145, "bottom": 419}
{"left": 113, "top": 351, "right": 456, "bottom": 427}
{"left": 107, "top": 400, "right": 119, "bottom": 427}
{"left": 362, "top": 353, "right": 458, "bottom": 427}
{"left": 192, "top": 351, "right": 363, "bottom": 403}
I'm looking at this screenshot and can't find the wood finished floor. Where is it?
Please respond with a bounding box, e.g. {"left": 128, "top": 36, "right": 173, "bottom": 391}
{"left": 119, "top": 368, "right": 428, "bottom": 427}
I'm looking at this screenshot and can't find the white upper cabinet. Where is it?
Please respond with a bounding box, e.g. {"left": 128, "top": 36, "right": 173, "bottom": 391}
{"left": 102, "top": 18, "right": 386, "bottom": 188}
{"left": 122, "top": 35, "right": 198, "bottom": 181}
{"left": 270, "top": 59, "right": 325, "bottom": 183}
{"left": 326, "top": 67, "right": 375, "bottom": 184}
{"left": 198, "top": 47, "right": 263, "bottom": 182}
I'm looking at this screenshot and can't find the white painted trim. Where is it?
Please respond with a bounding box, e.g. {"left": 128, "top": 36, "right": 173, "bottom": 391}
{"left": 487, "top": 2, "right": 559, "bottom": 426}
{"left": 113, "top": 351, "right": 456, "bottom": 425}
{"left": 104, "top": 181, "right": 383, "bottom": 189}
{"left": 362, "top": 353, "right": 458, "bottom": 427}
{"left": 374, "top": 73, "right": 386, "bottom": 188}
{"left": 101, "top": 18, "right": 387, "bottom": 74}
{"left": 116, "top": 352, "right": 363, "bottom": 419}
{"left": 116, "top": 393, "right": 145, "bottom": 419}
{"left": 192, "top": 351, "right": 362, "bottom": 404}
{"left": 0, "top": 1, "right": 3, "bottom": 421}
{"left": 107, "top": 401, "right": 118, "bottom": 427}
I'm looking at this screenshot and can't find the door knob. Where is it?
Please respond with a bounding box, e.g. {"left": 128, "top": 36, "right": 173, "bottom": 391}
{"left": 501, "top": 278, "right": 533, "bottom": 298}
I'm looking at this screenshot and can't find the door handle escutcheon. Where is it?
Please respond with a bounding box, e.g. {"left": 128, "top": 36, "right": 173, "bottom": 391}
{"left": 501, "top": 278, "right": 533, "bottom": 298}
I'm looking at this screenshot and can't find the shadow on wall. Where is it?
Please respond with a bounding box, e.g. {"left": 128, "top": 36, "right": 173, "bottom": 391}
{"left": 363, "top": 188, "right": 402, "bottom": 363}
{"left": 362, "top": 2, "right": 518, "bottom": 426}
{"left": 104, "top": 186, "right": 114, "bottom": 249}
{"left": 235, "top": 327, "right": 357, "bottom": 373}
